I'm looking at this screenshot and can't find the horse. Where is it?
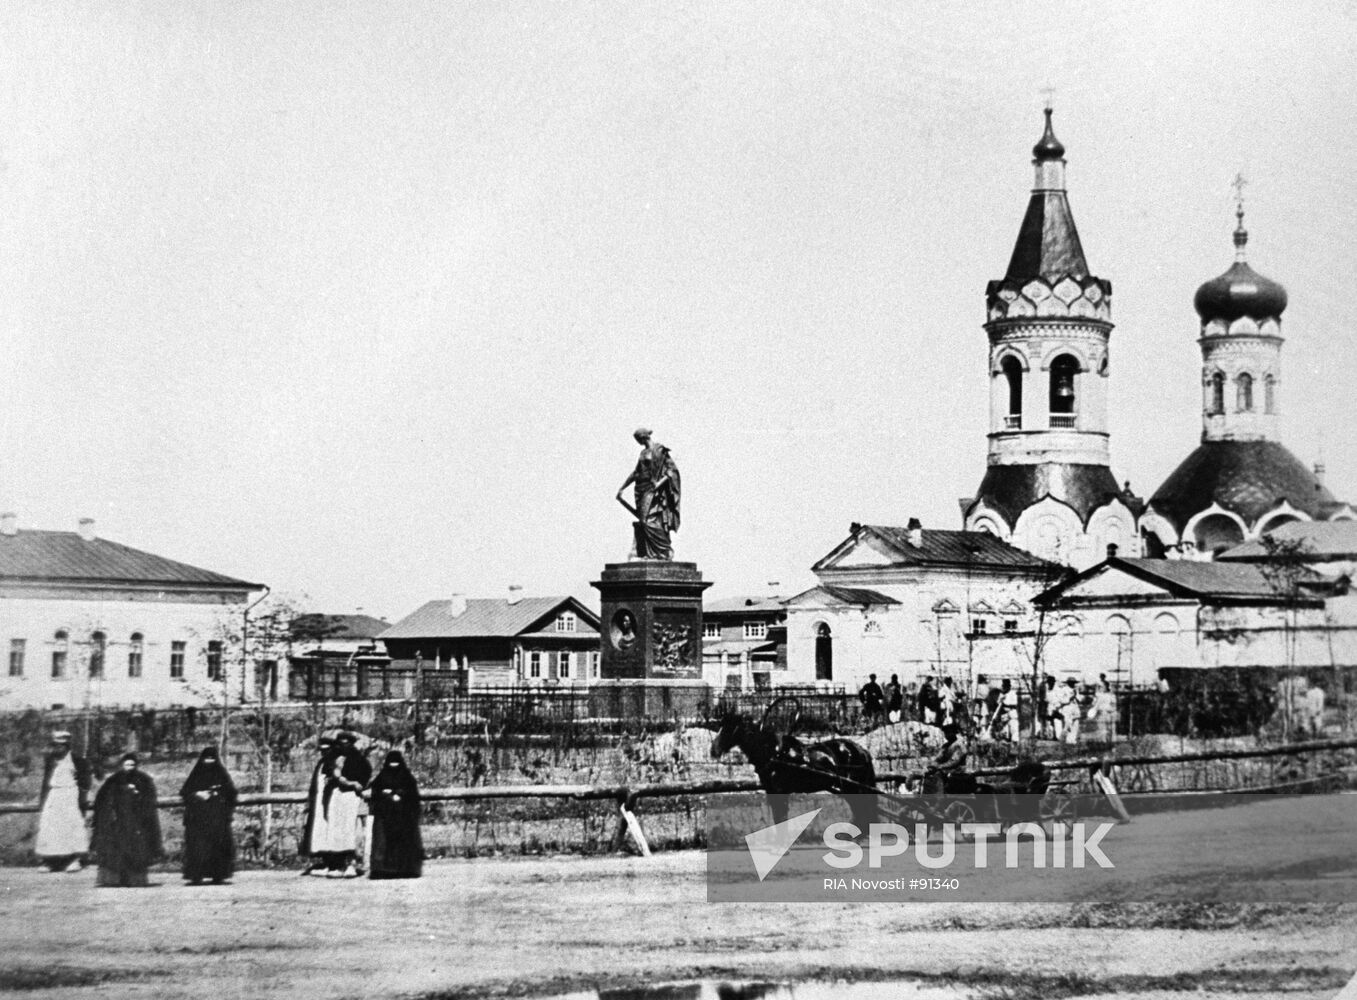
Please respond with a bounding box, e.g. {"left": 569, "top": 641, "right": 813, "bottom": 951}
{"left": 710, "top": 711, "right": 878, "bottom": 829}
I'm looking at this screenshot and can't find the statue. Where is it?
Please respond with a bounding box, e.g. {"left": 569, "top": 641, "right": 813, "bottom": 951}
{"left": 615, "top": 427, "right": 681, "bottom": 560}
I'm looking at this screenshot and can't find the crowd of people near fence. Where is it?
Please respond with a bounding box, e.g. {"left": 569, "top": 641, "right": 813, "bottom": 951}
{"left": 856, "top": 671, "right": 1129, "bottom": 744}
{"left": 32, "top": 729, "right": 424, "bottom": 885}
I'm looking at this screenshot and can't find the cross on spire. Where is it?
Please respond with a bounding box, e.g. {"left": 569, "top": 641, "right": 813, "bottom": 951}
{"left": 1040, "top": 85, "right": 1056, "bottom": 111}
{"left": 1231, "top": 172, "right": 1249, "bottom": 260}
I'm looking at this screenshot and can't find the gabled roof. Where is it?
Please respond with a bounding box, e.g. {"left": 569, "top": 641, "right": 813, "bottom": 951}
{"left": 379, "top": 596, "right": 600, "bottom": 640}
{"left": 705, "top": 595, "right": 786, "bottom": 615}
{"left": 291, "top": 614, "right": 391, "bottom": 641}
{"left": 786, "top": 585, "right": 900, "bottom": 608}
{"left": 1037, "top": 556, "right": 1331, "bottom": 608}
{"left": 1219, "top": 520, "right": 1357, "bottom": 561}
{"left": 814, "top": 523, "right": 1055, "bottom": 573}
{"left": 0, "top": 529, "right": 260, "bottom": 589}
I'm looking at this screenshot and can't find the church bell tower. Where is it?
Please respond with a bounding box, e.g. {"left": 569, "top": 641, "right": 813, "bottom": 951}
{"left": 962, "top": 109, "right": 1140, "bottom": 568}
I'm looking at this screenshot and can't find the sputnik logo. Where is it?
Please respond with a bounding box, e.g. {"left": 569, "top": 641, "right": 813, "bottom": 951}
{"left": 744, "top": 808, "right": 821, "bottom": 881}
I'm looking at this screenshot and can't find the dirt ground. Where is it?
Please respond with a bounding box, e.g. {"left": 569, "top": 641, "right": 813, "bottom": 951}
{"left": 1, "top": 849, "right": 1354, "bottom": 1000}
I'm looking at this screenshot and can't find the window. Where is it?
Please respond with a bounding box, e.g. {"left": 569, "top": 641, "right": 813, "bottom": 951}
{"left": 1002, "top": 356, "right": 1023, "bottom": 426}
{"left": 1264, "top": 374, "right": 1276, "bottom": 414}
{"left": 703, "top": 621, "right": 721, "bottom": 639}
{"left": 555, "top": 612, "right": 577, "bottom": 633}
{"left": 1003, "top": 620, "right": 1019, "bottom": 634}
{"left": 128, "top": 633, "right": 144, "bottom": 678}
{"left": 52, "top": 630, "right": 68, "bottom": 679}
{"left": 170, "top": 640, "right": 186, "bottom": 680}
{"left": 206, "top": 641, "right": 224, "bottom": 681}
{"left": 8, "top": 639, "right": 24, "bottom": 677}
{"left": 529, "top": 651, "right": 542, "bottom": 679}
{"left": 88, "top": 631, "right": 106, "bottom": 679}
{"left": 1049, "top": 354, "right": 1079, "bottom": 415}
{"left": 1236, "top": 372, "right": 1254, "bottom": 412}
{"left": 743, "top": 620, "right": 767, "bottom": 640}
{"left": 971, "top": 618, "right": 988, "bottom": 634}
{"left": 1208, "top": 372, "right": 1225, "bottom": 415}
{"left": 589, "top": 651, "right": 600, "bottom": 679}
{"left": 558, "top": 651, "right": 573, "bottom": 678}
{"left": 815, "top": 623, "right": 833, "bottom": 682}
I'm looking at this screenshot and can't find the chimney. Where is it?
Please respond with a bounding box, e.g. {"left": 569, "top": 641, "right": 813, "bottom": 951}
{"left": 0, "top": 513, "right": 15, "bottom": 537}
{"left": 78, "top": 518, "right": 95, "bottom": 542}
{"left": 1107, "top": 543, "right": 1119, "bottom": 560}
{"left": 448, "top": 593, "right": 467, "bottom": 617}
{"left": 907, "top": 517, "right": 923, "bottom": 548}
{"left": 1314, "top": 462, "right": 1326, "bottom": 488}
{"left": 767, "top": 580, "right": 780, "bottom": 600}
{"left": 507, "top": 584, "right": 524, "bottom": 606}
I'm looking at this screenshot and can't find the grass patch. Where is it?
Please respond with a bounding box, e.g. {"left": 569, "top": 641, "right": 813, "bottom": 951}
{"left": 0, "top": 966, "right": 168, "bottom": 991}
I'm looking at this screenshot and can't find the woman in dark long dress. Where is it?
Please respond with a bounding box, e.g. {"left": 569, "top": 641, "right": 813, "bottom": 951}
{"left": 92, "top": 754, "right": 162, "bottom": 887}
{"left": 367, "top": 750, "right": 422, "bottom": 879}
{"left": 180, "top": 745, "right": 237, "bottom": 884}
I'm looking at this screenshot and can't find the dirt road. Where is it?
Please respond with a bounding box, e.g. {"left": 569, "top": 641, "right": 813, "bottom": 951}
{"left": 2, "top": 849, "right": 1354, "bottom": 1000}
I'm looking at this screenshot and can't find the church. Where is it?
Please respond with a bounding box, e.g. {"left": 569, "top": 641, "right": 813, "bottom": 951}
{"left": 783, "top": 108, "right": 1354, "bottom": 694}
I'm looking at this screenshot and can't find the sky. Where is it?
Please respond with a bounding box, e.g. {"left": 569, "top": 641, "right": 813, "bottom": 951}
{"left": 1, "top": 2, "right": 1355, "bottom": 621}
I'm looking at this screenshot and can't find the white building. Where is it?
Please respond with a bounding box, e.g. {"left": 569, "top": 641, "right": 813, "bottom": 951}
{"left": 784, "top": 520, "right": 1060, "bottom": 692}
{"left": 0, "top": 515, "right": 263, "bottom": 710}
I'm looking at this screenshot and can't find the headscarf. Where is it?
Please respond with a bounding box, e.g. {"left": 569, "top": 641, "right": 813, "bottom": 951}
{"left": 180, "top": 745, "right": 236, "bottom": 801}
{"left": 369, "top": 750, "right": 419, "bottom": 802}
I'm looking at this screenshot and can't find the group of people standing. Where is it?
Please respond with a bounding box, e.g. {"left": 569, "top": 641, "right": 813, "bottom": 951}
{"left": 33, "top": 729, "right": 424, "bottom": 886}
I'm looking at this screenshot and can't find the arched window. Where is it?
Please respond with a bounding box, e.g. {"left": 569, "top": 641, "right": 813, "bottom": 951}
{"left": 52, "top": 630, "right": 69, "bottom": 679}
{"left": 1049, "top": 354, "right": 1078, "bottom": 416}
{"left": 814, "top": 623, "right": 833, "bottom": 682}
{"left": 1002, "top": 356, "right": 1023, "bottom": 426}
{"left": 1264, "top": 375, "right": 1276, "bottom": 414}
{"left": 1236, "top": 373, "right": 1254, "bottom": 412}
{"left": 88, "top": 631, "right": 106, "bottom": 679}
{"left": 1193, "top": 513, "right": 1245, "bottom": 555}
{"left": 128, "top": 633, "right": 144, "bottom": 679}
{"left": 1208, "top": 372, "right": 1225, "bottom": 415}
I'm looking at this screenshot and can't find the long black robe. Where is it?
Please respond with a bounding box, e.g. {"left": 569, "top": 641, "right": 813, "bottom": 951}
{"left": 179, "top": 747, "right": 237, "bottom": 883}
{"left": 367, "top": 751, "right": 422, "bottom": 879}
{"left": 92, "top": 765, "right": 162, "bottom": 887}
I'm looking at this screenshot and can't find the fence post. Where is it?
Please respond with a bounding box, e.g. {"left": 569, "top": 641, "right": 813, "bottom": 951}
{"left": 612, "top": 790, "right": 651, "bottom": 857}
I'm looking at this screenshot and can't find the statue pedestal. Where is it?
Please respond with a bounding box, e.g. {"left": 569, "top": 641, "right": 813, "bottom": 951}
{"left": 591, "top": 561, "right": 712, "bottom": 710}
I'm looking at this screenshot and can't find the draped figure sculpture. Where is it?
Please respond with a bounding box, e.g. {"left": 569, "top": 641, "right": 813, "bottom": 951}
{"left": 615, "top": 428, "right": 681, "bottom": 560}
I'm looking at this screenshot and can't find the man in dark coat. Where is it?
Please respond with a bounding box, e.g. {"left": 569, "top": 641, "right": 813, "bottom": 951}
{"left": 367, "top": 750, "right": 422, "bottom": 879}
{"left": 92, "top": 754, "right": 162, "bottom": 887}
{"left": 180, "top": 745, "right": 237, "bottom": 884}
{"left": 36, "top": 731, "right": 92, "bottom": 872}
{"left": 858, "top": 674, "right": 885, "bottom": 727}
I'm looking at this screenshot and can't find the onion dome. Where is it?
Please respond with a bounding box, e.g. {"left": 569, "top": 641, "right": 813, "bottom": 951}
{"left": 1032, "top": 107, "right": 1065, "bottom": 161}
{"left": 1193, "top": 208, "right": 1288, "bottom": 322}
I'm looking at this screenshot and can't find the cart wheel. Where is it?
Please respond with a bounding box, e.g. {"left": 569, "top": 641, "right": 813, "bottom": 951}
{"left": 941, "top": 800, "right": 977, "bottom": 840}
{"left": 1040, "top": 788, "right": 1077, "bottom": 836}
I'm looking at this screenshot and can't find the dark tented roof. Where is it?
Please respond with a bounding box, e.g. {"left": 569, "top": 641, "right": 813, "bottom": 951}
{"left": 1148, "top": 440, "right": 1335, "bottom": 531}
{"left": 291, "top": 614, "right": 392, "bottom": 641}
{"left": 966, "top": 464, "right": 1141, "bottom": 530}
{"left": 380, "top": 596, "right": 599, "bottom": 640}
{"left": 1005, "top": 188, "right": 1089, "bottom": 283}
{"left": 0, "top": 529, "right": 260, "bottom": 589}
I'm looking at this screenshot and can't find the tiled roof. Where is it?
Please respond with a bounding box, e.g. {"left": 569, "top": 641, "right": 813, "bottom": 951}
{"left": 1040, "top": 556, "right": 1328, "bottom": 606}
{"left": 965, "top": 464, "right": 1142, "bottom": 530}
{"left": 855, "top": 525, "right": 1054, "bottom": 570}
{"left": 1219, "top": 520, "right": 1357, "bottom": 561}
{"left": 0, "top": 529, "right": 260, "bottom": 589}
{"left": 379, "top": 596, "right": 599, "bottom": 640}
{"left": 786, "top": 585, "right": 900, "bottom": 608}
{"left": 291, "top": 614, "right": 391, "bottom": 641}
{"left": 705, "top": 595, "right": 785, "bottom": 615}
{"left": 1149, "top": 440, "right": 1336, "bottom": 531}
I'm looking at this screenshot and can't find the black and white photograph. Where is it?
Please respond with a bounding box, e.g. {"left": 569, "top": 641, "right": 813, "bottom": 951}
{"left": 2, "top": 3, "right": 1356, "bottom": 998}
